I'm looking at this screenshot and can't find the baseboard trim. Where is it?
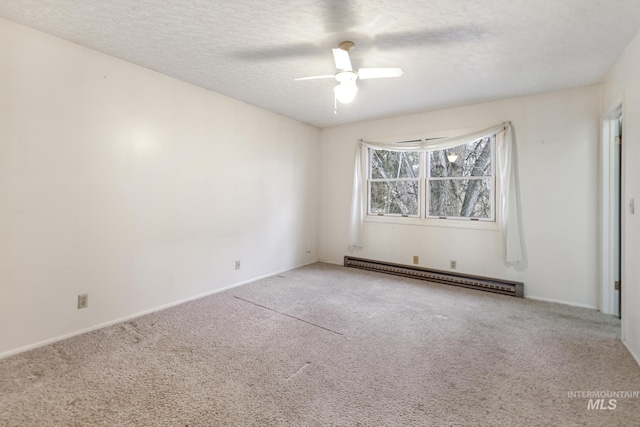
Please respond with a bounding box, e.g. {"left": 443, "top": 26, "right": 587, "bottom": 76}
{"left": 0, "top": 260, "right": 318, "bottom": 360}
{"left": 622, "top": 339, "right": 640, "bottom": 368}
{"left": 525, "top": 295, "right": 598, "bottom": 310}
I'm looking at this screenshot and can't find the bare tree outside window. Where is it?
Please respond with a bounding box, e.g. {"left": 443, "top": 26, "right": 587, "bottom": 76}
{"left": 367, "top": 136, "right": 494, "bottom": 220}
{"left": 369, "top": 150, "right": 419, "bottom": 215}
{"left": 428, "top": 136, "right": 493, "bottom": 219}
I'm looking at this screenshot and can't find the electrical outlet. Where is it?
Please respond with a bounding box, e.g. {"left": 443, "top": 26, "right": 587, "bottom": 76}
{"left": 235, "top": 260, "right": 241, "bottom": 270}
{"left": 306, "top": 244, "right": 311, "bottom": 253}
{"left": 77, "top": 294, "right": 88, "bottom": 309}
{"left": 413, "top": 255, "right": 419, "bottom": 264}
{"left": 450, "top": 260, "right": 457, "bottom": 269}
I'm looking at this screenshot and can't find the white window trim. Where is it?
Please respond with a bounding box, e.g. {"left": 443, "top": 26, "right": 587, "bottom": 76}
{"left": 364, "top": 213, "right": 499, "bottom": 230}
{"left": 364, "top": 132, "right": 500, "bottom": 230}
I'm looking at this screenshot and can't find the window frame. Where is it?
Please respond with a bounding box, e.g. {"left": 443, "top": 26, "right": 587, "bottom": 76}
{"left": 364, "top": 132, "right": 499, "bottom": 230}
{"left": 367, "top": 149, "right": 422, "bottom": 218}
{"left": 424, "top": 135, "right": 496, "bottom": 222}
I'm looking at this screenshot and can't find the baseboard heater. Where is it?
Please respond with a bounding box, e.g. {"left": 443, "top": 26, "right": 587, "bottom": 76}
{"left": 344, "top": 256, "right": 524, "bottom": 298}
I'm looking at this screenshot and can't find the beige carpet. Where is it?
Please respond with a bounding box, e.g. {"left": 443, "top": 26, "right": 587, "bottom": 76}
{"left": 1, "top": 262, "right": 639, "bottom": 426}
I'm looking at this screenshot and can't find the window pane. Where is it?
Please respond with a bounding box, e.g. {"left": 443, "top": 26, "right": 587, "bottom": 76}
{"left": 370, "top": 180, "right": 419, "bottom": 215}
{"left": 429, "top": 137, "right": 492, "bottom": 178}
{"left": 428, "top": 179, "right": 492, "bottom": 218}
{"left": 370, "top": 149, "right": 420, "bottom": 179}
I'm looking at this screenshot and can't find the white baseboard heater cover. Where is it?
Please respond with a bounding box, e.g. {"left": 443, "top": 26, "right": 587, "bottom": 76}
{"left": 344, "top": 256, "right": 524, "bottom": 298}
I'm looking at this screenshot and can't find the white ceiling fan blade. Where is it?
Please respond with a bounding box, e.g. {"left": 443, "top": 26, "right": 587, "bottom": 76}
{"left": 357, "top": 67, "right": 404, "bottom": 79}
{"left": 294, "top": 74, "right": 335, "bottom": 81}
{"left": 332, "top": 48, "right": 353, "bottom": 71}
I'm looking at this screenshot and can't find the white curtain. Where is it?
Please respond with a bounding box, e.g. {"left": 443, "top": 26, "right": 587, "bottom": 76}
{"left": 347, "top": 122, "right": 525, "bottom": 264}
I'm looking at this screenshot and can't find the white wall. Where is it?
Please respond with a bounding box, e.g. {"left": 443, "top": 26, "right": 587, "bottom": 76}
{"left": 319, "top": 86, "right": 601, "bottom": 308}
{"left": 602, "top": 29, "right": 640, "bottom": 364}
{"left": 0, "top": 19, "right": 319, "bottom": 358}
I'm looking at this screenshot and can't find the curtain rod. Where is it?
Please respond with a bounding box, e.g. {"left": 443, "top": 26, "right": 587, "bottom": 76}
{"left": 359, "top": 121, "right": 511, "bottom": 146}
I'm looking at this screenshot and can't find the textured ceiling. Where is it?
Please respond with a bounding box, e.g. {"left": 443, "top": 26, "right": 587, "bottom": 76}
{"left": 1, "top": 1, "right": 640, "bottom": 128}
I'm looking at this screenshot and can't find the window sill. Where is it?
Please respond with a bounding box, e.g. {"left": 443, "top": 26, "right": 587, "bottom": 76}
{"left": 364, "top": 214, "right": 499, "bottom": 231}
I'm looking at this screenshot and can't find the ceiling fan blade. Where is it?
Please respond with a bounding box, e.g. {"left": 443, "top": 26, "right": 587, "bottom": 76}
{"left": 332, "top": 48, "right": 353, "bottom": 71}
{"left": 294, "top": 74, "right": 335, "bottom": 81}
{"left": 358, "top": 68, "right": 404, "bottom": 79}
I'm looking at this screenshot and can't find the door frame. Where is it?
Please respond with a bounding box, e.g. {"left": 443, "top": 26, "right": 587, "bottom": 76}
{"left": 600, "top": 99, "right": 623, "bottom": 318}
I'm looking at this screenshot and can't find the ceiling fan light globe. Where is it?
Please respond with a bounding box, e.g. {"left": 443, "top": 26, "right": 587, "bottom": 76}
{"left": 334, "top": 83, "right": 358, "bottom": 104}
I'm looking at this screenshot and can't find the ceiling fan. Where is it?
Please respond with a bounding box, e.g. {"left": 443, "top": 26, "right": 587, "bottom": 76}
{"left": 295, "top": 41, "right": 404, "bottom": 105}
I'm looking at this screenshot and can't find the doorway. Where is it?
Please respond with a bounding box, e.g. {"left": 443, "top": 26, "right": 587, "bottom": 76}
{"left": 601, "top": 105, "right": 623, "bottom": 318}
{"left": 613, "top": 114, "right": 622, "bottom": 318}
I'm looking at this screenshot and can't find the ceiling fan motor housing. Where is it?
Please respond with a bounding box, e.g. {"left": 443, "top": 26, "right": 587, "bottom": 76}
{"left": 335, "top": 70, "right": 358, "bottom": 83}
